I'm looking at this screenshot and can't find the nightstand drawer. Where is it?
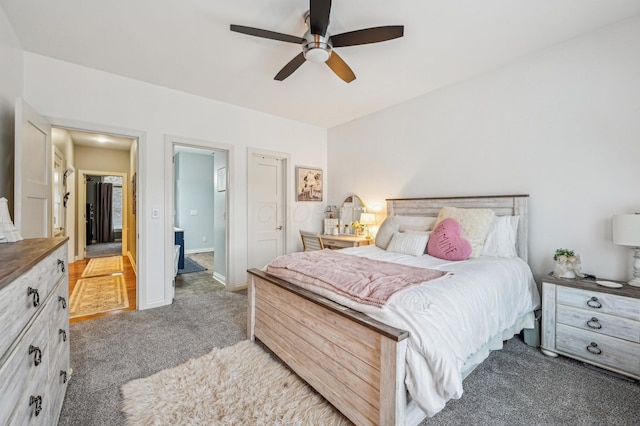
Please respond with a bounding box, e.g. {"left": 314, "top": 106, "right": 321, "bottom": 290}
{"left": 556, "top": 324, "right": 640, "bottom": 376}
{"left": 556, "top": 305, "right": 640, "bottom": 343}
{"left": 557, "top": 285, "right": 640, "bottom": 321}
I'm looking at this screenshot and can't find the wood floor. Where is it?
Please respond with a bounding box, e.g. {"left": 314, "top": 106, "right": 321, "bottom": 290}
{"left": 68, "top": 255, "right": 137, "bottom": 324}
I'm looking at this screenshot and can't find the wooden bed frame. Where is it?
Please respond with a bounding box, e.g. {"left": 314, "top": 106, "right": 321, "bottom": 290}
{"left": 247, "top": 195, "right": 529, "bottom": 425}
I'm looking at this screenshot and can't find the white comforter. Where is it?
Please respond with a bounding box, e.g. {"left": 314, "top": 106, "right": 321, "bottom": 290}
{"left": 287, "top": 245, "right": 540, "bottom": 417}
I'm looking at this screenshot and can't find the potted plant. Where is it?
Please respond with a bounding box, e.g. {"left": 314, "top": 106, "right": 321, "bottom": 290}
{"left": 553, "top": 248, "right": 585, "bottom": 279}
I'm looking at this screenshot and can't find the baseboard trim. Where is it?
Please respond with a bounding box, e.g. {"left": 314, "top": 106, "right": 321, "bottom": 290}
{"left": 127, "top": 251, "right": 137, "bottom": 275}
{"left": 185, "top": 248, "right": 214, "bottom": 254}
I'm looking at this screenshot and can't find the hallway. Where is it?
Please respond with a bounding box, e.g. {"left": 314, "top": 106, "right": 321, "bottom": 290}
{"left": 68, "top": 256, "right": 136, "bottom": 324}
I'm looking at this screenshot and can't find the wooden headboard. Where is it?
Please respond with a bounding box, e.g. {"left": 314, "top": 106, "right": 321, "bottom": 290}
{"left": 386, "top": 194, "right": 529, "bottom": 262}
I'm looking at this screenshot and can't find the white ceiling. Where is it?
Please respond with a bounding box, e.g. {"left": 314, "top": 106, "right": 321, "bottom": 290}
{"left": 3, "top": 0, "right": 640, "bottom": 128}
{"left": 52, "top": 128, "right": 134, "bottom": 151}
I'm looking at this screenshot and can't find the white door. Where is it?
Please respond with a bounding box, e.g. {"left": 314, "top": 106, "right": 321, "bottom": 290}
{"left": 248, "top": 153, "right": 286, "bottom": 270}
{"left": 14, "top": 99, "right": 52, "bottom": 238}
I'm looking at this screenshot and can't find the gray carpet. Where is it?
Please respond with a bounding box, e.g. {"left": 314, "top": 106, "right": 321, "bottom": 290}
{"left": 58, "top": 282, "right": 640, "bottom": 426}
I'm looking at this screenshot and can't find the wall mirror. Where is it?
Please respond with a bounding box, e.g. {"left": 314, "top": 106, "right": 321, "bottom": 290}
{"left": 340, "top": 195, "right": 365, "bottom": 225}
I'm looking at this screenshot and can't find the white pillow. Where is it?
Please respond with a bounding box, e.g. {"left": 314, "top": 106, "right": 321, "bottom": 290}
{"left": 481, "top": 215, "right": 520, "bottom": 258}
{"left": 375, "top": 216, "right": 436, "bottom": 250}
{"left": 433, "top": 207, "right": 495, "bottom": 258}
{"left": 386, "top": 232, "right": 430, "bottom": 257}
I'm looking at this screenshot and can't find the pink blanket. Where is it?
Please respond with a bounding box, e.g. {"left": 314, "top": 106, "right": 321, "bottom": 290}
{"left": 266, "top": 250, "right": 449, "bottom": 306}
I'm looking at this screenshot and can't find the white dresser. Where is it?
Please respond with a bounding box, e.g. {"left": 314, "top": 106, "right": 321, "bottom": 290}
{"left": 541, "top": 274, "right": 640, "bottom": 379}
{"left": 0, "top": 238, "right": 70, "bottom": 425}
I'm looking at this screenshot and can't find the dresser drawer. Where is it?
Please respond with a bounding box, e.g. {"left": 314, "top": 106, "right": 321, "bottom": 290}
{"left": 0, "top": 314, "right": 51, "bottom": 425}
{"left": 556, "top": 324, "right": 640, "bottom": 377}
{"left": 556, "top": 305, "right": 640, "bottom": 343}
{"left": 0, "top": 244, "right": 68, "bottom": 360}
{"left": 557, "top": 285, "right": 640, "bottom": 321}
{"left": 47, "top": 342, "right": 70, "bottom": 423}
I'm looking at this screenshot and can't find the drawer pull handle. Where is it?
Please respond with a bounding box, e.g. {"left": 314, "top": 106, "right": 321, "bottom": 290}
{"left": 59, "top": 296, "right": 67, "bottom": 309}
{"left": 29, "top": 345, "right": 42, "bottom": 366}
{"left": 59, "top": 329, "right": 67, "bottom": 342}
{"left": 60, "top": 370, "right": 68, "bottom": 384}
{"left": 586, "top": 342, "right": 602, "bottom": 355}
{"left": 586, "top": 297, "right": 602, "bottom": 309}
{"left": 27, "top": 287, "right": 40, "bottom": 307}
{"left": 29, "top": 395, "right": 42, "bottom": 416}
{"left": 58, "top": 259, "right": 66, "bottom": 272}
{"left": 587, "top": 317, "right": 602, "bottom": 329}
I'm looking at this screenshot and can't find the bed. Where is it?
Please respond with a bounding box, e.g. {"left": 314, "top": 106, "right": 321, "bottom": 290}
{"left": 247, "top": 195, "right": 539, "bottom": 425}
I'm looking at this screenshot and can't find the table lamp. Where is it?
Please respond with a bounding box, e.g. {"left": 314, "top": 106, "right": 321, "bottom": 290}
{"left": 612, "top": 213, "right": 640, "bottom": 287}
{"left": 359, "top": 213, "right": 376, "bottom": 239}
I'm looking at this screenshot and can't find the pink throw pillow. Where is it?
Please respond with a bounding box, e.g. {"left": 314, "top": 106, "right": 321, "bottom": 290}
{"left": 427, "top": 218, "right": 472, "bottom": 261}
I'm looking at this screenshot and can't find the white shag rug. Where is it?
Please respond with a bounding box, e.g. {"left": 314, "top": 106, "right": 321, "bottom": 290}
{"left": 120, "top": 340, "right": 352, "bottom": 425}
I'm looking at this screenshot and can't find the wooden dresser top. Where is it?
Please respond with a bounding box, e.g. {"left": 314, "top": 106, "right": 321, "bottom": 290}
{"left": 0, "top": 238, "right": 68, "bottom": 291}
{"left": 543, "top": 273, "right": 640, "bottom": 300}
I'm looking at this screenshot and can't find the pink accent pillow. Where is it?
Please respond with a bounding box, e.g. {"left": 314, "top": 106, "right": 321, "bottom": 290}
{"left": 427, "top": 218, "right": 472, "bottom": 261}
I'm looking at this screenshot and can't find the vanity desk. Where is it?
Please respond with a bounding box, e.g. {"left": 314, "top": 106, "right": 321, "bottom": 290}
{"left": 321, "top": 234, "right": 374, "bottom": 249}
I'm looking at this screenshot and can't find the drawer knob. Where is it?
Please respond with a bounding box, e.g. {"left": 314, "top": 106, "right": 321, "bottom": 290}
{"left": 586, "top": 297, "right": 602, "bottom": 309}
{"left": 59, "top": 329, "right": 67, "bottom": 342}
{"left": 60, "top": 370, "right": 68, "bottom": 384}
{"left": 587, "top": 317, "right": 602, "bottom": 329}
{"left": 27, "top": 287, "right": 40, "bottom": 307}
{"left": 29, "top": 345, "right": 42, "bottom": 366}
{"left": 58, "top": 296, "right": 67, "bottom": 309}
{"left": 586, "top": 342, "right": 602, "bottom": 355}
{"left": 29, "top": 395, "right": 42, "bottom": 416}
{"left": 57, "top": 258, "right": 66, "bottom": 272}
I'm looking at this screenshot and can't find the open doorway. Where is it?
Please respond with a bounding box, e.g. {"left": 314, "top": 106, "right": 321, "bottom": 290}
{"left": 171, "top": 143, "right": 229, "bottom": 299}
{"left": 52, "top": 126, "right": 139, "bottom": 322}
{"left": 84, "top": 174, "right": 124, "bottom": 258}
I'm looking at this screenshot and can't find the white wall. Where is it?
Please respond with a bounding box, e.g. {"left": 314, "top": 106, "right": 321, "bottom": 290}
{"left": 174, "top": 151, "right": 215, "bottom": 253}
{"left": 0, "top": 8, "right": 22, "bottom": 213}
{"left": 328, "top": 17, "right": 640, "bottom": 283}
{"left": 23, "top": 53, "right": 327, "bottom": 307}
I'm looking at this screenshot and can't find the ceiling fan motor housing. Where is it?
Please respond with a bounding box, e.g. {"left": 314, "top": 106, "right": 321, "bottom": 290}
{"left": 302, "top": 31, "right": 332, "bottom": 63}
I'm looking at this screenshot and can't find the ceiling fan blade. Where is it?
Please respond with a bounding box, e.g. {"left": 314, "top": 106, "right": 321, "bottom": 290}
{"left": 326, "top": 51, "right": 355, "bottom": 83}
{"left": 230, "top": 25, "right": 304, "bottom": 44}
{"left": 274, "top": 52, "right": 307, "bottom": 81}
{"left": 309, "top": 0, "right": 331, "bottom": 36}
{"left": 331, "top": 25, "right": 404, "bottom": 47}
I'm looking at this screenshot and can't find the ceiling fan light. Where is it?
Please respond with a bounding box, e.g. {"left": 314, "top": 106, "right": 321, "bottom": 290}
{"left": 305, "top": 48, "right": 330, "bottom": 63}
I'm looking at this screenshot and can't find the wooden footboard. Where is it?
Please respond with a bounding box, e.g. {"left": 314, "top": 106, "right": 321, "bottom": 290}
{"left": 248, "top": 269, "right": 409, "bottom": 426}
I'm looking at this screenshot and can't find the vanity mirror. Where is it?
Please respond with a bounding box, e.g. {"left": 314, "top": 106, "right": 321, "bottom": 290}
{"left": 340, "top": 195, "right": 366, "bottom": 228}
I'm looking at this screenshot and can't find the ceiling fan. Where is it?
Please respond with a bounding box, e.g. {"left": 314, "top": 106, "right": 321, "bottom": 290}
{"left": 230, "top": 0, "right": 404, "bottom": 83}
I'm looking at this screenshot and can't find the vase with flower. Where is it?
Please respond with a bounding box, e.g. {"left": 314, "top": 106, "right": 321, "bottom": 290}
{"left": 351, "top": 221, "right": 364, "bottom": 237}
{"left": 552, "top": 248, "right": 585, "bottom": 279}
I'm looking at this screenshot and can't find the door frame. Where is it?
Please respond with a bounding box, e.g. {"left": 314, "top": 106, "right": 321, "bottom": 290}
{"left": 47, "top": 118, "right": 143, "bottom": 308}
{"left": 164, "top": 135, "right": 233, "bottom": 299}
{"left": 247, "top": 148, "right": 290, "bottom": 270}
{"left": 77, "top": 169, "right": 128, "bottom": 260}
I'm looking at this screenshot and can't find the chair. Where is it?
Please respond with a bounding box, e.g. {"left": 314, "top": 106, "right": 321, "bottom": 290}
{"left": 300, "top": 230, "right": 324, "bottom": 251}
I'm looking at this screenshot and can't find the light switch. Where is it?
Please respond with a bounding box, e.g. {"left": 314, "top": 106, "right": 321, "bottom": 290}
{"left": 152, "top": 208, "right": 160, "bottom": 219}
{"left": 190, "top": 210, "right": 198, "bottom": 216}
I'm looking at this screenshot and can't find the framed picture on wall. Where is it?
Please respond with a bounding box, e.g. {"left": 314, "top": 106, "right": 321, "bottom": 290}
{"left": 217, "top": 167, "right": 226, "bottom": 192}
{"left": 296, "top": 166, "right": 323, "bottom": 201}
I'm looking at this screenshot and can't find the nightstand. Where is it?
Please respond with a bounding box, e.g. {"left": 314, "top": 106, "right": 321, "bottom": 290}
{"left": 541, "top": 274, "right": 640, "bottom": 379}
{"left": 320, "top": 234, "right": 375, "bottom": 250}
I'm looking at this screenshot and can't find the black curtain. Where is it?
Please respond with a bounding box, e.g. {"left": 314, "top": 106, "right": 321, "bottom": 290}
{"left": 96, "top": 182, "right": 114, "bottom": 243}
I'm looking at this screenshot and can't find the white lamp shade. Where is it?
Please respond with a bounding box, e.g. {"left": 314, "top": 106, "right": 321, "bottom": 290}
{"left": 612, "top": 214, "right": 640, "bottom": 247}
{"left": 359, "top": 213, "right": 376, "bottom": 226}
